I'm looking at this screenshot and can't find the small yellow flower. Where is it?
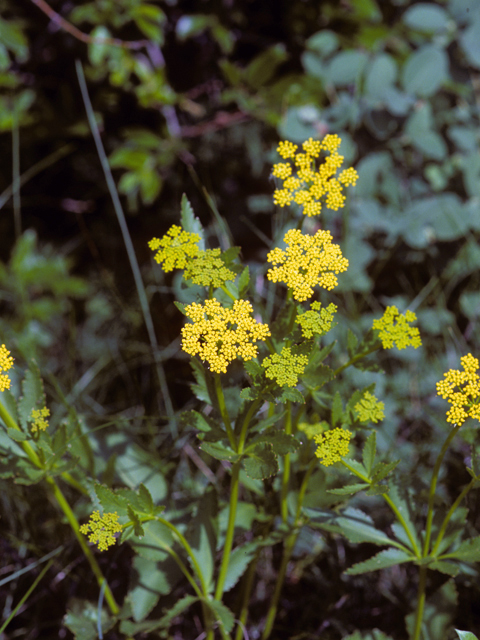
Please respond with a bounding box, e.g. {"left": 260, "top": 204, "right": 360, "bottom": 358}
{"left": 372, "top": 306, "right": 422, "bottom": 350}
{"left": 436, "top": 354, "right": 480, "bottom": 426}
{"left": 295, "top": 301, "right": 337, "bottom": 339}
{"left": 354, "top": 392, "right": 385, "bottom": 424}
{"left": 183, "top": 249, "right": 236, "bottom": 288}
{"left": 0, "top": 344, "right": 14, "bottom": 392}
{"left": 80, "top": 511, "right": 123, "bottom": 551}
{"left": 149, "top": 225, "right": 200, "bottom": 272}
{"left": 266, "top": 228, "right": 348, "bottom": 302}
{"left": 181, "top": 298, "right": 271, "bottom": 374}
{"left": 30, "top": 407, "right": 50, "bottom": 433}
{"left": 314, "top": 428, "right": 352, "bottom": 467}
{"left": 298, "top": 420, "right": 328, "bottom": 440}
{"left": 272, "top": 136, "right": 357, "bottom": 217}
{"left": 262, "top": 346, "right": 308, "bottom": 387}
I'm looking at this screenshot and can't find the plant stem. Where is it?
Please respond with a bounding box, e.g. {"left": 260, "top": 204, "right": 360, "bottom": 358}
{"left": 333, "top": 344, "right": 380, "bottom": 377}
{"left": 215, "top": 461, "right": 241, "bottom": 601}
{"left": 234, "top": 554, "right": 260, "bottom": 640}
{"left": 214, "top": 373, "right": 236, "bottom": 450}
{"left": 412, "top": 565, "right": 427, "bottom": 640}
{"left": 280, "top": 401, "right": 292, "bottom": 523}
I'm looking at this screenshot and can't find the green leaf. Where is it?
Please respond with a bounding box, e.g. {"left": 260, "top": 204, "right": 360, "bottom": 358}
{"left": 238, "top": 266, "right": 250, "bottom": 298}
{"left": 250, "top": 430, "right": 299, "bottom": 456}
{"left": 331, "top": 392, "right": 343, "bottom": 427}
{"left": 94, "top": 483, "right": 128, "bottom": 514}
{"left": 223, "top": 541, "right": 259, "bottom": 592}
{"left": 278, "top": 387, "right": 305, "bottom": 404}
{"left": 441, "top": 536, "right": 480, "bottom": 562}
{"left": 157, "top": 594, "right": 198, "bottom": 629}
{"left": 64, "top": 598, "right": 114, "bottom": 640}
{"left": 362, "top": 432, "right": 376, "bottom": 476}
{"left": 460, "top": 14, "right": 480, "bottom": 69}
{"left": 402, "top": 4, "right": 450, "bottom": 33}
{"left": 244, "top": 44, "right": 288, "bottom": 89}
{"left": 305, "top": 30, "right": 338, "bottom": 56}
{"left": 243, "top": 443, "right": 278, "bottom": 479}
{"left": 428, "top": 560, "right": 459, "bottom": 577}
{"left": 200, "top": 441, "right": 240, "bottom": 462}
{"left": 365, "top": 53, "right": 397, "bottom": 100}
{"left": 328, "top": 483, "right": 369, "bottom": 496}
{"left": 188, "top": 489, "right": 218, "bottom": 591}
{"left": 337, "top": 507, "right": 395, "bottom": 546}
{"left": 203, "top": 598, "right": 235, "bottom": 633}
{"left": 455, "top": 631, "right": 479, "bottom": 640}
{"left": 6, "top": 427, "right": 28, "bottom": 442}
{"left": 345, "top": 548, "right": 414, "bottom": 575}
{"left": 387, "top": 482, "right": 421, "bottom": 551}
{"left": 326, "top": 50, "right": 368, "bottom": 86}
{"left": 343, "top": 457, "right": 368, "bottom": 478}
{"left": 17, "top": 363, "right": 45, "bottom": 431}
{"left": 405, "top": 103, "right": 447, "bottom": 160}
{"left": 180, "top": 193, "right": 204, "bottom": 246}
{"left": 402, "top": 44, "right": 448, "bottom": 97}
{"left": 129, "top": 520, "right": 174, "bottom": 562}
{"left": 371, "top": 460, "right": 400, "bottom": 484}
{"left": 347, "top": 328, "right": 359, "bottom": 356}
{"left": 127, "top": 505, "right": 145, "bottom": 537}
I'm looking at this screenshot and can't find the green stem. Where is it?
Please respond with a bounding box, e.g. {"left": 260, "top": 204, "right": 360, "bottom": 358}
{"left": 341, "top": 459, "right": 420, "bottom": 556}
{"left": 333, "top": 344, "right": 380, "bottom": 377}
{"left": 234, "top": 554, "right": 260, "bottom": 640}
{"left": 412, "top": 565, "right": 427, "bottom": 640}
{"left": 431, "top": 475, "right": 480, "bottom": 557}
{"left": 423, "top": 423, "right": 462, "bottom": 556}
{"left": 215, "top": 461, "right": 241, "bottom": 601}
{"left": 281, "top": 401, "right": 292, "bottom": 523}
{"left": 214, "top": 373, "right": 236, "bottom": 450}
{"left": 237, "top": 398, "right": 262, "bottom": 454}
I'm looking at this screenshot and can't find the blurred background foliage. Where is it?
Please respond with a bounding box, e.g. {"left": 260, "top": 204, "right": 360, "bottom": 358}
{"left": 2, "top": 0, "right": 480, "bottom": 638}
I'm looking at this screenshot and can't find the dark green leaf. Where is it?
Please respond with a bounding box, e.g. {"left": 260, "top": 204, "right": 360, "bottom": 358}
{"left": 243, "top": 443, "right": 278, "bottom": 479}
{"left": 402, "top": 44, "right": 448, "bottom": 97}
{"left": 200, "top": 441, "right": 240, "bottom": 462}
{"left": 345, "top": 548, "right": 414, "bottom": 575}
{"left": 328, "top": 483, "right": 369, "bottom": 496}
{"left": 441, "top": 536, "right": 480, "bottom": 563}
{"left": 337, "top": 507, "right": 395, "bottom": 546}
{"left": 362, "top": 432, "right": 376, "bottom": 476}
{"left": 189, "top": 489, "right": 218, "bottom": 591}
{"left": 203, "top": 598, "right": 235, "bottom": 633}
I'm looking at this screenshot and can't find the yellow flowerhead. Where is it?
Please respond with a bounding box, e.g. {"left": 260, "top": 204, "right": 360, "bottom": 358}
{"left": 262, "top": 346, "right": 308, "bottom": 387}
{"left": 295, "top": 301, "right": 337, "bottom": 339}
{"left": 149, "top": 225, "right": 200, "bottom": 272}
{"left": 436, "top": 354, "right": 480, "bottom": 426}
{"left": 80, "top": 511, "right": 122, "bottom": 551}
{"left": 0, "top": 344, "right": 14, "bottom": 392}
{"left": 272, "top": 136, "right": 358, "bottom": 216}
{"left": 354, "top": 392, "right": 385, "bottom": 424}
{"left": 372, "top": 306, "right": 422, "bottom": 350}
{"left": 181, "top": 298, "right": 271, "bottom": 374}
{"left": 30, "top": 407, "right": 50, "bottom": 433}
{"left": 183, "top": 249, "right": 235, "bottom": 288}
{"left": 266, "top": 228, "right": 348, "bottom": 302}
{"left": 314, "top": 427, "right": 352, "bottom": 467}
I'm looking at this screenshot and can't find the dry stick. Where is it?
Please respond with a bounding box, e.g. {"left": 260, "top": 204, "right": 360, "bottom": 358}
{"left": 29, "top": 0, "right": 149, "bottom": 49}
{"left": 75, "top": 60, "right": 176, "bottom": 435}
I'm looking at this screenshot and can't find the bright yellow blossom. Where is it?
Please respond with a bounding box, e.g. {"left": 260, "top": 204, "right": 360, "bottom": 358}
{"left": 372, "top": 306, "right": 422, "bottom": 350}
{"left": 272, "top": 136, "right": 358, "bottom": 217}
{"left": 183, "top": 249, "right": 235, "bottom": 288}
{"left": 30, "top": 407, "right": 50, "bottom": 433}
{"left": 314, "top": 428, "right": 352, "bottom": 467}
{"left": 266, "top": 229, "right": 348, "bottom": 302}
{"left": 436, "top": 354, "right": 480, "bottom": 426}
{"left": 149, "top": 225, "right": 200, "bottom": 272}
{"left": 354, "top": 392, "right": 385, "bottom": 424}
{"left": 0, "top": 344, "right": 14, "bottom": 392}
{"left": 80, "top": 511, "right": 122, "bottom": 551}
{"left": 262, "top": 346, "right": 308, "bottom": 387}
{"left": 295, "top": 301, "right": 337, "bottom": 339}
{"left": 181, "top": 298, "right": 271, "bottom": 374}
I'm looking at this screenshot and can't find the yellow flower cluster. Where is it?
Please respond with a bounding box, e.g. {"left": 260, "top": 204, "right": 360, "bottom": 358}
{"left": 266, "top": 228, "right": 348, "bottom": 301}
{"left": 295, "top": 301, "right": 337, "bottom": 339}
{"left": 148, "top": 225, "right": 200, "bottom": 272}
{"left": 354, "top": 391, "right": 385, "bottom": 424}
{"left": 314, "top": 427, "right": 352, "bottom": 467}
{"left": 272, "top": 135, "right": 358, "bottom": 216}
{"left": 80, "top": 511, "right": 123, "bottom": 551}
{"left": 436, "top": 354, "right": 480, "bottom": 426}
{"left": 372, "top": 306, "right": 422, "bottom": 350}
{"left": 183, "top": 249, "right": 235, "bottom": 288}
{"left": 298, "top": 420, "right": 328, "bottom": 440}
{"left": 181, "top": 298, "right": 271, "bottom": 374}
{"left": 30, "top": 407, "right": 50, "bottom": 433}
{"left": 262, "top": 346, "right": 308, "bottom": 387}
{"left": 0, "top": 344, "right": 14, "bottom": 392}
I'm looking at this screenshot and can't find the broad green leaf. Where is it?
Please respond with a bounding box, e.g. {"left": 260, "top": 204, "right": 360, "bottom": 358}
{"left": 337, "top": 507, "right": 395, "bottom": 546}
{"left": 203, "top": 598, "right": 235, "bottom": 633}
{"left": 190, "top": 358, "right": 212, "bottom": 404}
{"left": 365, "top": 53, "right": 397, "bottom": 100}
{"left": 188, "top": 489, "right": 218, "bottom": 591}
{"left": 343, "top": 457, "right": 368, "bottom": 478}
{"left": 129, "top": 520, "right": 174, "bottom": 562}
{"left": 17, "top": 364, "right": 45, "bottom": 431}
{"left": 371, "top": 460, "right": 400, "bottom": 484}
{"left": 428, "top": 560, "right": 459, "bottom": 577}
{"left": 331, "top": 392, "right": 343, "bottom": 427}
{"left": 402, "top": 4, "right": 450, "bottom": 32}
{"left": 94, "top": 483, "right": 128, "bottom": 514}
{"left": 223, "top": 541, "right": 259, "bottom": 591}
{"left": 305, "top": 30, "right": 339, "bottom": 56}
{"left": 326, "top": 50, "right": 368, "bottom": 86}
{"left": 347, "top": 328, "right": 359, "bottom": 356}
{"left": 460, "top": 14, "right": 480, "bottom": 69}
{"left": 279, "top": 387, "right": 305, "bottom": 404}
{"left": 157, "top": 594, "right": 198, "bottom": 628}
{"left": 250, "top": 430, "right": 299, "bottom": 456}
{"left": 405, "top": 103, "right": 447, "bottom": 160}
{"left": 455, "top": 631, "right": 479, "bottom": 640}
{"left": 441, "top": 536, "right": 480, "bottom": 562}
{"left": 387, "top": 483, "right": 421, "bottom": 551}
{"left": 238, "top": 266, "right": 250, "bottom": 297}
{"left": 402, "top": 44, "right": 448, "bottom": 97}
{"left": 345, "top": 547, "right": 414, "bottom": 575}
{"left": 243, "top": 443, "right": 278, "bottom": 479}
{"left": 6, "top": 427, "right": 28, "bottom": 442}
{"left": 200, "top": 441, "right": 240, "bottom": 462}
{"left": 180, "top": 193, "right": 204, "bottom": 247}
{"left": 244, "top": 44, "right": 288, "bottom": 89}
{"left": 362, "top": 432, "right": 376, "bottom": 476}
{"left": 114, "top": 442, "right": 168, "bottom": 504}
{"left": 328, "top": 483, "right": 369, "bottom": 496}
{"left": 64, "top": 598, "right": 114, "bottom": 640}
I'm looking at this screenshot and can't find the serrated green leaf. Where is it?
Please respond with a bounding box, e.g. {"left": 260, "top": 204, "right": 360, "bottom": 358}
{"left": 157, "top": 594, "right": 198, "bottom": 628}
{"left": 345, "top": 547, "right": 414, "bottom": 575}
{"left": 455, "top": 631, "right": 479, "bottom": 640}
{"left": 127, "top": 505, "right": 145, "bottom": 537}
{"left": 188, "top": 490, "right": 218, "bottom": 591}
{"left": 238, "top": 266, "right": 250, "bottom": 297}
{"left": 366, "top": 484, "right": 388, "bottom": 496}
{"left": 387, "top": 483, "right": 421, "bottom": 551}
{"left": 129, "top": 520, "right": 174, "bottom": 561}
{"left": 64, "top": 598, "right": 114, "bottom": 640}
{"left": 180, "top": 193, "right": 204, "bottom": 246}
{"left": 343, "top": 457, "right": 368, "bottom": 478}
{"left": 371, "top": 459, "right": 400, "bottom": 484}
{"left": 6, "top": 427, "right": 28, "bottom": 442}
{"left": 328, "top": 483, "right": 369, "bottom": 496}
{"left": 243, "top": 443, "right": 278, "bottom": 479}
{"left": 17, "top": 364, "right": 45, "bottom": 430}
{"left": 223, "top": 541, "right": 259, "bottom": 592}
{"left": 337, "top": 508, "right": 395, "bottom": 547}
{"left": 441, "top": 536, "right": 480, "bottom": 563}
{"left": 240, "top": 387, "right": 256, "bottom": 401}
{"left": 362, "top": 432, "right": 376, "bottom": 476}
{"left": 428, "top": 560, "right": 459, "bottom": 577}
{"left": 200, "top": 441, "right": 240, "bottom": 462}
{"left": 203, "top": 598, "right": 235, "bottom": 633}
{"left": 250, "top": 430, "right": 299, "bottom": 456}
{"left": 138, "top": 483, "right": 154, "bottom": 513}
{"left": 279, "top": 387, "right": 305, "bottom": 404}
{"left": 94, "top": 483, "right": 128, "bottom": 514}
{"left": 347, "top": 329, "right": 359, "bottom": 356}
{"left": 331, "top": 392, "right": 343, "bottom": 427}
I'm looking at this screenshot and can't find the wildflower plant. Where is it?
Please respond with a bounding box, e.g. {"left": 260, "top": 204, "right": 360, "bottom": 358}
{"left": 3, "top": 135, "right": 480, "bottom": 640}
